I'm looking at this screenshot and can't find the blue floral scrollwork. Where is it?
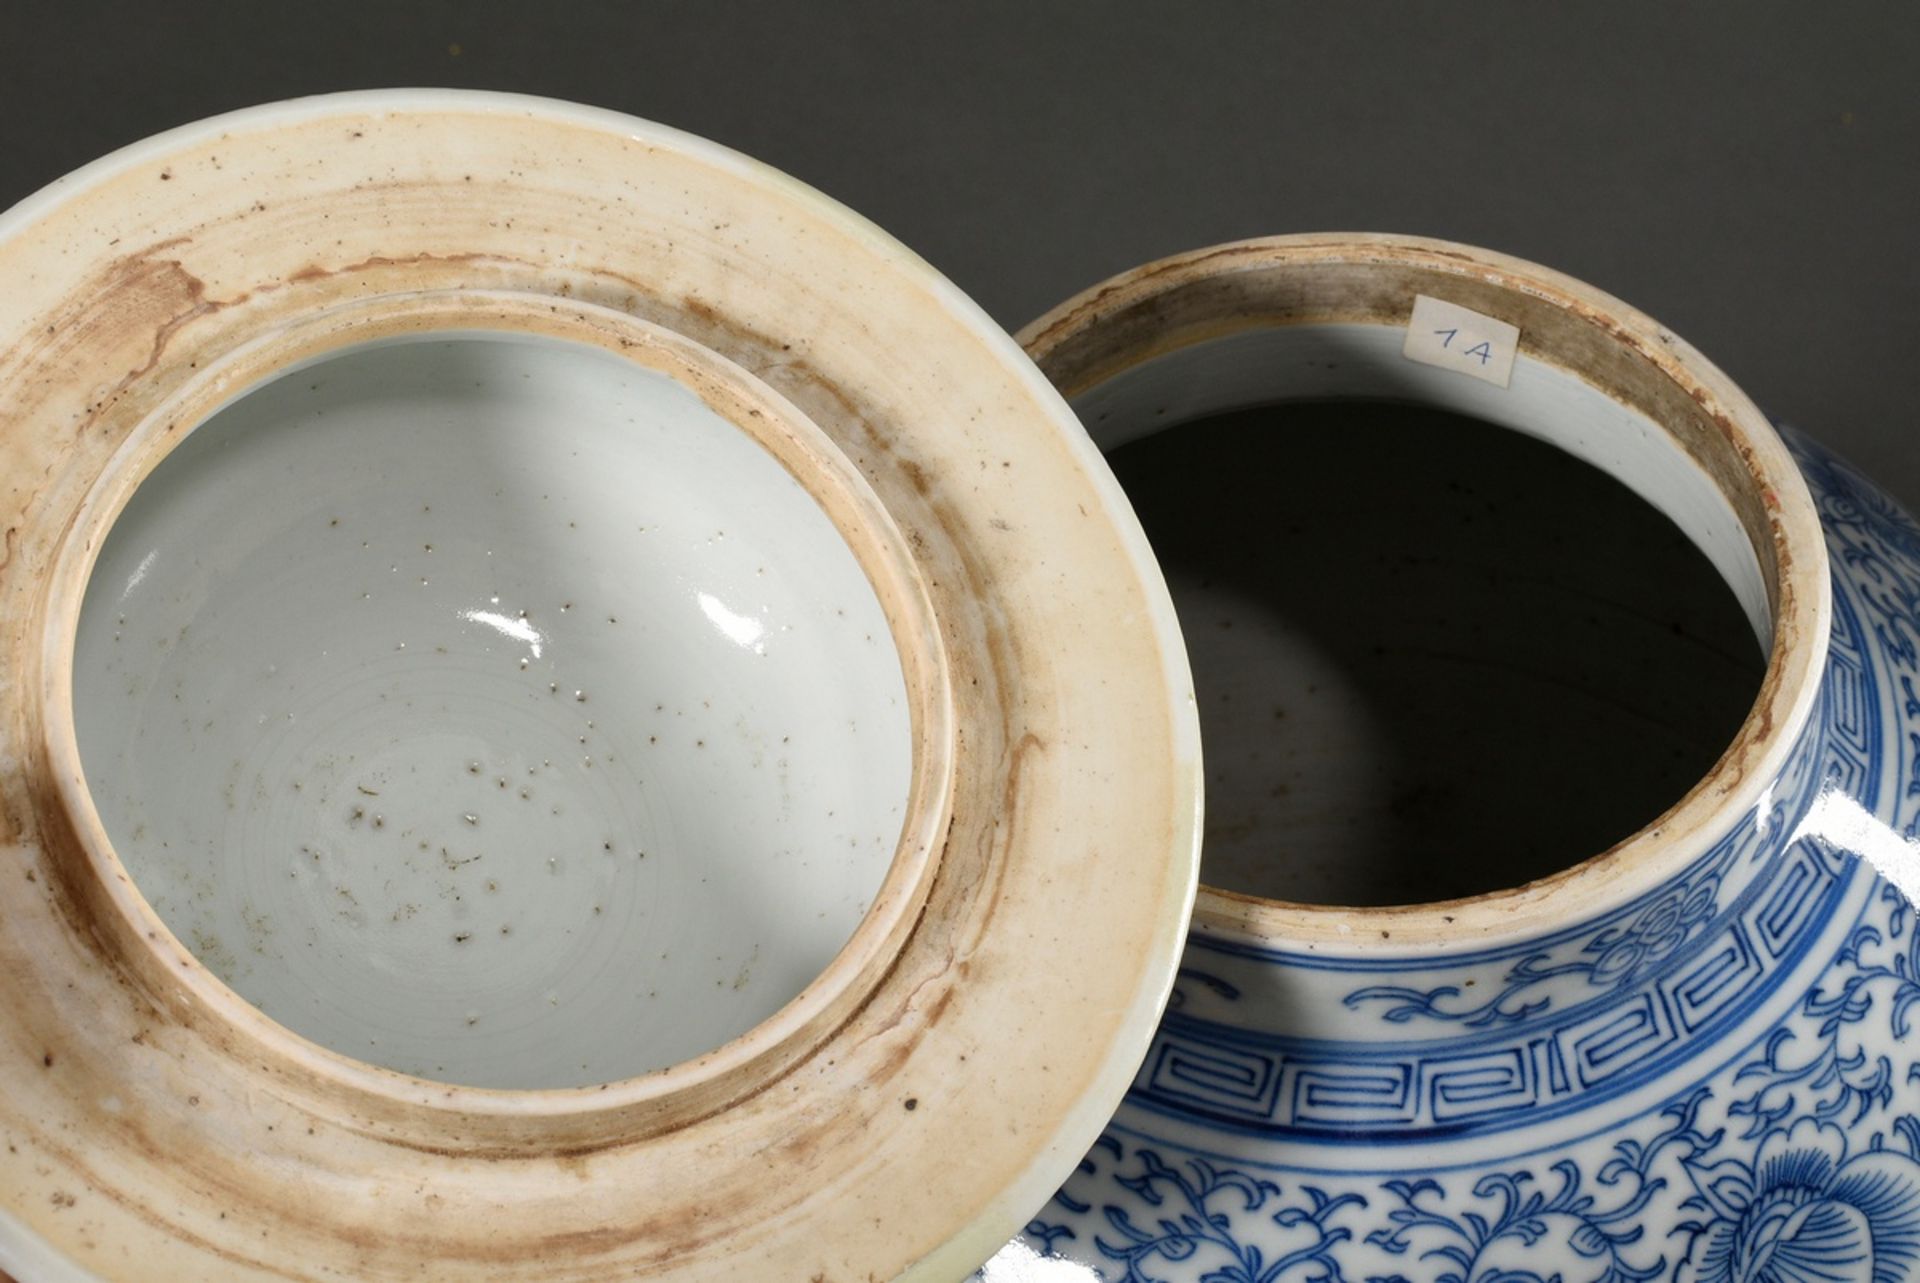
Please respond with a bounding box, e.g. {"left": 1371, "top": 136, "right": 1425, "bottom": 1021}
{"left": 994, "top": 428, "right": 1920, "bottom": 1283}
{"left": 1024, "top": 1139, "right": 1365, "bottom": 1283}
{"left": 1363, "top": 1088, "right": 1711, "bottom": 1283}
{"left": 1342, "top": 872, "right": 1723, "bottom": 1029}
{"left": 1732, "top": 882, "right": 1920, "bottom": 1138}
{"left": 1676, "top": 1118, "right": 1920, "bottom": 1283}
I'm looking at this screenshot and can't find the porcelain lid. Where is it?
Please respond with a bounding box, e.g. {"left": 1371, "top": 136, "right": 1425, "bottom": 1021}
{"left": 0, "top": 91, "right": 1200, "bottom": 1282}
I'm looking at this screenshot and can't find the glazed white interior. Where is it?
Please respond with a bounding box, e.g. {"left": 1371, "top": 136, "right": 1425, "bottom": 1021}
{"left": 1070, "top": 325, "right": 1769, "bottom": 645}
{"left": 71, "top": 333, "right": 913, "bottom": 1090}
{"left": 0, "top": 93, "right": 1195, "bottom": 1282}
{"left": 1021, "top": 237, "right": 1835, "bottom": 925}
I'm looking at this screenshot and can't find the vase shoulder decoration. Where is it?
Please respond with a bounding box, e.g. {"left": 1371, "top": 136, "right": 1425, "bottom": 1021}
{"left": 986, "top": 235, "right": 1920, "bottom": 1283}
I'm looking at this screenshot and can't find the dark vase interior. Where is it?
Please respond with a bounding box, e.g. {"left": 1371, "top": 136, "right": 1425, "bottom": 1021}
{"left": 1105, "top": 400, "right": 1766, "bottom": 907}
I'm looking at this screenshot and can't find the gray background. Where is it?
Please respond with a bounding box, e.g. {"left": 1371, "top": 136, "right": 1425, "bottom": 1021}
{"left": 3, "top": 3, "right": 1914, "bottom": 505}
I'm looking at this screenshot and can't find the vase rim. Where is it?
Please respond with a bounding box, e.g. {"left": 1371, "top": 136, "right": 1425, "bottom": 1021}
{"left": 1019, "top": 232, "right": 1832, "bottom": 950}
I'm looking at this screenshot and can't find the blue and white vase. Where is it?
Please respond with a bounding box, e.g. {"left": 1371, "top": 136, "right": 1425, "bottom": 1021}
{"left": 987, "top": 236, "right": 1920, "bottom": 1283}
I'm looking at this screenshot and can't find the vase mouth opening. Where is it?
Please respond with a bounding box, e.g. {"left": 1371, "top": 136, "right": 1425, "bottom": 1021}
{"left": 1021, "top": 234, "right": 1830, "bottom": 947}
{"left": 37, "top": 291, "right": 956, "bottom": 1124}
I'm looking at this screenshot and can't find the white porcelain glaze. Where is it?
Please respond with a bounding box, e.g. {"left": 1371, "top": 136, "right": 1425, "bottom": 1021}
{"left": 73, "top": 328, "right": 912, "bottom": 1090}
{"left": 1057, "top": 320, "right": 1778, "bottom": 905}
{"left": 992, "top": 235, "right": 1918, "bottom": 1283}
{"left": 0, "top": 94, "right": 1201, "bottom": 1282}
{"left": 1069, "top": 322, "right": 1770, "bottom": 642}
{"left": 1020, "top": 235, "right": 1826, "bottom": 951}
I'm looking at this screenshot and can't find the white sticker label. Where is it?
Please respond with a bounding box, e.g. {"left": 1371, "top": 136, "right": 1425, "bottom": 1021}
{"left": 1402, "top": 294, "right": 1519, "bottom": 388}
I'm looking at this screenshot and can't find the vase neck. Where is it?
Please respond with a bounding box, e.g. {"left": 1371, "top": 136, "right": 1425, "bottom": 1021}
{"left": 1021, "top": 234, "right": 1832, "bottom": 950}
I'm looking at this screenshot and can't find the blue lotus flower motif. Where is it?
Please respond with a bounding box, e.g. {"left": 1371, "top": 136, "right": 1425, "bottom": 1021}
{"left": 1680, "top": 1120, "right": 1920, "bottom": 1283}
{"left": 1588, "top": 876, "right": 1718, "bottom": 989}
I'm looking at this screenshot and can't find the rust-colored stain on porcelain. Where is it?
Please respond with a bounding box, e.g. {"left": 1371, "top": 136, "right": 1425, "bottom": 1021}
{"left": 0, "top": 95, "right": 1201, "bottom": 1282}
{"left": 1016, "top": 233, "right": 1828, "bottom": 949}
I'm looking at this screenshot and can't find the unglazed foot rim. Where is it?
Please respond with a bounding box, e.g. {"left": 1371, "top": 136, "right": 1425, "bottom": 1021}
{"left": 41, "top": 289, "right": 957, "bottom": 1118}
{"left": 1017, "top": 233, "right": 1830, "bottom": 948}
{"left": 0, "top": 92, "right": 1201, "bottom": 1282}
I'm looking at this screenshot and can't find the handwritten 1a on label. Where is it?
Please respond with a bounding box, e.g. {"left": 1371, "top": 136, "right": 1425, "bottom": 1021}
{"left": 1402, "top": 295, "right": 1520, "bottom": 389}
